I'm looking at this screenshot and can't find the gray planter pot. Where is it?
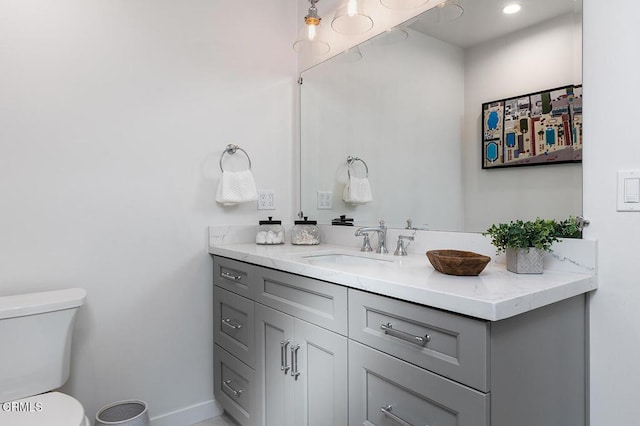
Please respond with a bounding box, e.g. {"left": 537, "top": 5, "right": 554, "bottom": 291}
{"left": 506, "top": 247, "right": 544, "bottom": 274}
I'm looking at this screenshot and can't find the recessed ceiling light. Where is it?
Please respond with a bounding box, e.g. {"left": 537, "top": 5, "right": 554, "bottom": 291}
{"left": 502, "top": 3, "right": 522, "bottom": 14}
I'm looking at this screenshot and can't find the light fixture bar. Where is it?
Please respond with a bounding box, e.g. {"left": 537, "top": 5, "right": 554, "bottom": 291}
{"left": 380, "top": 0, "right": 429, "bottom": 10}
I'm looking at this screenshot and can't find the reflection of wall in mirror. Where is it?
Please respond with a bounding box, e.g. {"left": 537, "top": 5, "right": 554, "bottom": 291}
{"left": 300, "top": 28, "right": 465, "bottom": 229}
{"left": 463, "top": 12, "right": 583, "bottom": 232}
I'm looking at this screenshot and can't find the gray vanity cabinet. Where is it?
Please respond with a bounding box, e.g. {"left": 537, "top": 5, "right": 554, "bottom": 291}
{"left": 213, "top": 255, "right": 588, "bottom": 426}
{"left": 213, "top": 256, "right": 348, "bottom": 426}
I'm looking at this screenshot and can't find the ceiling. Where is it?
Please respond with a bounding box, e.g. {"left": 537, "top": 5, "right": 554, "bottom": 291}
{"left": 409, "top": 0, "right": 582, "bottom": 49}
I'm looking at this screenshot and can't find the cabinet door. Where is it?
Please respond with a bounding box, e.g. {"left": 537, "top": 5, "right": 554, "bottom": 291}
{"left": 349, "top": 288, "right": 489, "bottom": 392}
{"left": 214, "top": 256, "right": 255, "bottom": 299}
{"left": 349, "top": 341, "right": 489, "bottom": 426}
{"left": 254, "top": 266, "right": 348, "bottom": 335}
{"left": 293, "top": 319, "right": 348, "bottom": 426}
{"left": 214, "top": 286, "right": 255, "bottom": 367}
{"left": 214, "top": 344, "right": 257, "bottom": 426}
{"left": 255, "top": 304, "right": 295, "bottom": 426}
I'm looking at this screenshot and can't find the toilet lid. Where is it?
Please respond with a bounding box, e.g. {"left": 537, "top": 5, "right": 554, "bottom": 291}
{"left": 0, "top": 392, "right": 86, "bottom": 426}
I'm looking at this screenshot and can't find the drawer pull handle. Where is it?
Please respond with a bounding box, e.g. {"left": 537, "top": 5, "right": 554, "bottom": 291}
{"left": 380, "top": 405, "right": 415, "bottom": 426}
{"left": 291, "top": 344, "right": 301, "bottom": 379}
{"left": 221, "top": 318, "right": 242, "bottom": 330}
{"left": 221, "top": 271, "right": 242, "bottom": 281}
{"left": 280, "top": 340, "right": 290, "bottom": 373}
{"left": 223, "top": 379, "right": 244, "bottom": 397}
{"left": 380, "top": 322, "right": 430, "bottom": 346}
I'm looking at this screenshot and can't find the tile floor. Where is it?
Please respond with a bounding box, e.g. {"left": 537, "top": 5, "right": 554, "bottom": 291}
{"left": 191, "top": 412, "right": 238, "bottom": 426}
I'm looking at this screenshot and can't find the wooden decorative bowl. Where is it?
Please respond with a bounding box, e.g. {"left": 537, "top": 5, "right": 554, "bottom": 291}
{"left": 426, "top": 250, "right": 491, "bottom": 276}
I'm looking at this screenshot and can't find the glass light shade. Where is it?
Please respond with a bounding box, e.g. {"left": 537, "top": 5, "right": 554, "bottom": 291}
{"left": 436, "top": 1, "right": 463, "bottom": 22}
{"left": 293, "top": 24, "right": 331, "bottom": 55}
{"left": 331, "top": 0, "right": 374, "bottom": 35}
{"left": 334, "top": 46, "right": 363, "bottom": 63}
{"left": 380, "top": 0, "right": 428, "bottom": 10}
{"left": 371, "top": 27, "right": 408, "bottom": 46}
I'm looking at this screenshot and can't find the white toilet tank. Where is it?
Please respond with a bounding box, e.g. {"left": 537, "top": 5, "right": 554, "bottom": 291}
{"left": 0, "top": 288, "right": 86, "bottom": 403}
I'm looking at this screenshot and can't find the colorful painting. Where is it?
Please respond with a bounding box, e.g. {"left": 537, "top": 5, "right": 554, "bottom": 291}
{"left": 482, "top": 85, "right": 582, "bottom": 169}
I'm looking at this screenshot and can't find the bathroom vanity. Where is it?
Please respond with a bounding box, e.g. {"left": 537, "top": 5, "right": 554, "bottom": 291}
{"left": 210, "top": 243, "right": 596, "bottom": 426}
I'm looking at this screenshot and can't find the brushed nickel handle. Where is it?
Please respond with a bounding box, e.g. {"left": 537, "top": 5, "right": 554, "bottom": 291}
{"left": 221, "top": 318, "right": 242, "bottom": 330}
{"left": 221, "top": 271, "right": 242, "bottom": 281}
{"left": 223, "top": 379, "right": 244, "bottom": 397}
{"left": 280, "top": 340, "right": 290, "bottom": 373}
{"left": 290, "top": 344, "right": 300, "bottom": 379}
{"left": 380, "top": 405, "right": 416, "bottom": 426}
{"left": 380, "top": 322, "right": 430, "bottom": 346}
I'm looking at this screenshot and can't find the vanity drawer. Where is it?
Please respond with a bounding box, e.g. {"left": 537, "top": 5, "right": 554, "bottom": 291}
{"left": 213, "top": 256, "right": 255, "bottom": 299}
{"left": 348, "top": 289, "right": 489, "bottom": 391}
{"left": 254, "top": 266, "right": 348, "bottom": 335}
{"left": 214, "top": 344, "right": 257, "bottom": 426}
{"left": 349, "top": 341, "right": 489, "bottom": 426}
{"left": 214, "top": 286, "right": 255, "bottom": 368}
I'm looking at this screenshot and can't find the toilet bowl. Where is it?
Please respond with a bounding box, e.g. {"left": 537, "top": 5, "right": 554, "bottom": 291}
{"left": 1, "top": 392, "right": 89, "bottom": 426}
{"left": 0, "top": 288, "right": 88, "bottom": 426}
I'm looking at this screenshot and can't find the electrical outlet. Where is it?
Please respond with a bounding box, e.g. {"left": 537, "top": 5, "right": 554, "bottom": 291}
{"left": 258, "top": 190, "right": 275, "bottom": 210}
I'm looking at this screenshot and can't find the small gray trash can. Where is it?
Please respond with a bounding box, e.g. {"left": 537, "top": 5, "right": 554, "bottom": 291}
{"left": 95, "top": 399, "right": 149, "bottom": 426}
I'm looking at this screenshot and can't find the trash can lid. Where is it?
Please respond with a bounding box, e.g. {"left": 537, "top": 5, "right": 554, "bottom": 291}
{"left": 0, "top": 392, "right": 86, "bottom": 426}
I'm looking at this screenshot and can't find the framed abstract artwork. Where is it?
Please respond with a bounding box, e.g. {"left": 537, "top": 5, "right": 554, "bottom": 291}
{"left": 482, "top": 85, "right": 582, "bottom": 169}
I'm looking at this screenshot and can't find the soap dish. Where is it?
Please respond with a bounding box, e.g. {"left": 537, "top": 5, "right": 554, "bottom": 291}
{"left": 426, "top": 250, "right": 491, "bottom": 276}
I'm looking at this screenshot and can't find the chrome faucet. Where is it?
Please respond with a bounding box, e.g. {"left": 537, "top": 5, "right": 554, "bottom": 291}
{"left": 394, "top": 235, "right": 414, "bottom": 256}
{"left": 355, "top": 220, "right": 388, "bottom": 254}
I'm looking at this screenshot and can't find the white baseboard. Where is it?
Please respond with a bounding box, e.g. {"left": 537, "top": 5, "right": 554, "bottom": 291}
{"left": 150, "top": 399, "right": 223, "bottom": 426}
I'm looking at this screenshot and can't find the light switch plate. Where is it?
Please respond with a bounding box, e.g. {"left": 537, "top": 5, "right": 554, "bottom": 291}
{"left": 317, "top": 191, "right": 333, "bottom": 209}
{"left": 617, "top": 170, "right": 640, "bottom": 211}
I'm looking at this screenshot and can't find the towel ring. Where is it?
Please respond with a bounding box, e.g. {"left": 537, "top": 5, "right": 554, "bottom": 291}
{"left": 347, "top": 156, "right": 369, "bottom": 178}
{"left": 220, "top": 144, "right": 252, "bottom": 172}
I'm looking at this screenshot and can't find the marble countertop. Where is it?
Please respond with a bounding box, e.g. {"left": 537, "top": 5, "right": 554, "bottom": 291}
{"left": 209, "top": 243, "right": 597, "bottom": 321}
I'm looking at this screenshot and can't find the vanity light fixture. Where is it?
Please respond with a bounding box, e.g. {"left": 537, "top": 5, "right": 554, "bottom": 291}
{"left": 331, "top": 0, "right": 374, "bottom": 35}
{"left": 502, "top": 3, "right": 522, "bottom": 14}
{"left": 380, "top": 0, "right": 429, "bottom": 10}
{"left": 293, "top": 0, "right": 331, "bottom": 55}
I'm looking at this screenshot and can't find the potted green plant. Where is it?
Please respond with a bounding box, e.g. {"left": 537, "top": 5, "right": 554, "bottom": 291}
{"left": 553, "top": 216, "right": 583, "bottom": 239}
{"left": 484, "top": 218, "right": 559, "bottom": 274}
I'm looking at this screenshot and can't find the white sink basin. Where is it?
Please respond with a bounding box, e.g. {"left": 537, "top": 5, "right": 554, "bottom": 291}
{"left": 302, "top": 253, "right": 394, "bottom": 266}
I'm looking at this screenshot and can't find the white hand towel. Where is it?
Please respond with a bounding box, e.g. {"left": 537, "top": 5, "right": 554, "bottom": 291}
{"left": 342, "top": 176, "right": 373, "bottom": 204}
{"left": 216, "top": 170, "right": 258, "bottom": 206}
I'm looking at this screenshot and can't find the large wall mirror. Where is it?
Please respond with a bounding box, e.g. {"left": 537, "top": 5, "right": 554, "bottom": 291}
{"left": 300, "top": 0, "right": 582, "bottom": 232}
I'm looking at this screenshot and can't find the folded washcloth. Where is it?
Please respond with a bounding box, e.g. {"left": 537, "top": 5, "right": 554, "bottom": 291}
{"left": 342, "top": 176, "right": 373, "bottom": 204}
{"left": 216, "top": 170, "right": 258, "bottom": 206}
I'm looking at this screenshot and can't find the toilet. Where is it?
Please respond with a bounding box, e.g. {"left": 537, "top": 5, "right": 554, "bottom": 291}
{"left": 0, "top": 287, "right": 89, "bottom": 425}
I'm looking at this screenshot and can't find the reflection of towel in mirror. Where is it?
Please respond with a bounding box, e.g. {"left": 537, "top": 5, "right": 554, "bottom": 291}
{"left": 216, "top": 170, "right": 258, "bottom": 206}
{"left": 342, "top": 176, "right": 373, "bottom": 204}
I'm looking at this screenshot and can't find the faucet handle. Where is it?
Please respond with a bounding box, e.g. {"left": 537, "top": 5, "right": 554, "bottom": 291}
{"left": 359, "top": 232, "right": 373, "bottom": 252}
{"left": 394, "top": 235, "right": 414, "bottom": 256}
